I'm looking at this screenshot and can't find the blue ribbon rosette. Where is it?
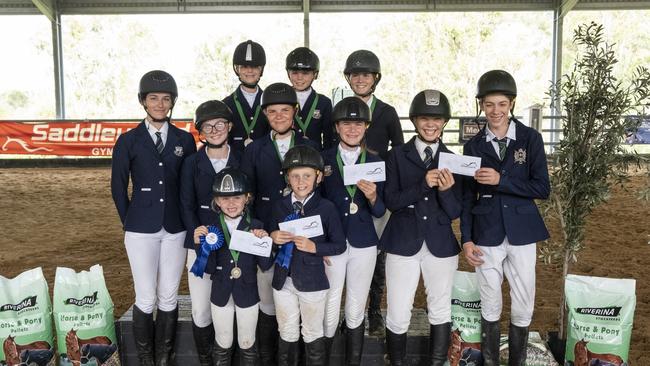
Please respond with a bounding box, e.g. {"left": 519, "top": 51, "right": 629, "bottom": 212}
{"left": 274, "top": 212, "right": 300, "bottom": 269}
{"left": 190, "top": 225, "right": 225, "bottom": 278}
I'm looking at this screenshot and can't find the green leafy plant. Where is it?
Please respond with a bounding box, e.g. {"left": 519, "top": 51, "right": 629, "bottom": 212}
{"left": 541, "top": 22, "right": 650, "bottom": 340}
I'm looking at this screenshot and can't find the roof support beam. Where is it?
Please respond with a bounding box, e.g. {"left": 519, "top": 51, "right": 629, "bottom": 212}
{"left": 51, "top": 5, "right": 65, "bottom": 118}
{"left": 560, "top": 0, "right": 579, "bottom": 18}
{"left": 31, "top": 0, "right": 55, "bottom": 21}
{"left": 303, "top": 0, "right": 310, "bottom": 48}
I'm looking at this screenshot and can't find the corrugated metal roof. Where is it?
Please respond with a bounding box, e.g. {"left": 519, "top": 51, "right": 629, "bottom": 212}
{"left": 2, "top": 0, "right": 649, "bottom": 15}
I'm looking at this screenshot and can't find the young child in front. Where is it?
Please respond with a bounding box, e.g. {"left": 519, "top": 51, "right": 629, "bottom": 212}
{"left": 269, "top": 145, "right": 346, "bottom": 366}
{"left": 193, "top": 168, "right": 272, "bottom": 365}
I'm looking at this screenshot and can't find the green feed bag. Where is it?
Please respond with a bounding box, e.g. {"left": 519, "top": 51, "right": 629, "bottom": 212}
{"left": 53, "top": 265, "right": 120, "bottom": 366}
{"left": 564, "top": 274, "right": 635, "bottom": 366}
{"left": 0, "top": 267, "right": 55, "bottom": 366}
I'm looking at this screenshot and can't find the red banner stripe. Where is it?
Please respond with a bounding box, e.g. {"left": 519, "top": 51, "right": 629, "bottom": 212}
{"left": 0, "top": 120, "right": 200, "bottom": 157}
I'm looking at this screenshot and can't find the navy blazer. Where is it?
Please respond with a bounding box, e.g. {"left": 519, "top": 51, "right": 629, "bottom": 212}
{"left": 204, "top": 217, "right": 273, "bottom": 308}
{"left": 111, "top": 121, "right": 197, "bottom": 233}
{"left": 320, "top": 147, "right": 386, "bottom": 248}
{"left": 179, "top": 146, "right": 242, "bottom": 249}
{"left": 379, "top": 137, "right": 462, "bottom": 258}
{"left": 365, "top": 97, "right": 404, "bottom": 161}
{"left": 223, "top": 87, "right": 270, "bottom": 153}
{"left": 293, "top": 89, "right": 334, "bottom": 150}
{"left": 271, "top": 194, "right": 346, "bottom": 292}
{"left": 460, "top": 119, "right": 550, "bottom": 247}
{"left": 240, "top": 134, "right": 319, "bottom": 231}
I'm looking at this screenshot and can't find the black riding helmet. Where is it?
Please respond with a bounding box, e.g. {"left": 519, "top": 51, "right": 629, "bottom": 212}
{"left": 476, "top": 70, "right": 517, "bottom": 98}
{"left": 344, "top": 50, "right": 382, "bottom": 97}
{"left": 261, "top": 82, "right": 298, "bottom": 109}
{"left": 286, "top": 47, "right": 320, "bottom": 73}
{"left": 138, "top": 70, "right": 178, "bottom": 105}
{"left": 332, "top": 97, "right": 371, "bottom": 124}
{"left": 476, "top": 70, "right": 517, "bottom": 114}
{"left": 194, "top": 100, "right": 233, "bottom": 132}
{"left": 233, "top": 40, "right": 266, "bottom": 68}
{"left": 409, "top": 90, "right": 451, "bottom": 122}
{"left": 233, "top": 40, "right": 266, "bottom": 88}
{"left": 212, "top": 168, "right": 252, "bottom": 197}
{"left": 282, "top": 145, "right": 324, "bottom": 172}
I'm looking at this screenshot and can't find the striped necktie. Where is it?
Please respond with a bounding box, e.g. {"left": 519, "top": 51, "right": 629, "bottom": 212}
{"left": 494, "top": 137, "right": 507, "bottom": 160}
{"left": 155, "top": 132, "right": 164, "bottom": 154}
{"left": 423, "top": 146, "right": 433, "bottom": 168}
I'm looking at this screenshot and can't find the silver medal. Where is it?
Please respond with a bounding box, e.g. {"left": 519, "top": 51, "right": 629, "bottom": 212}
{"left": 244, "top": 138, "right": 253, "bottom": 146}
{"left": 231, "top": 266, "right": 242, "bottom": 279}
{"left": 349, "top": 202, "right": 358, "bottom": 214}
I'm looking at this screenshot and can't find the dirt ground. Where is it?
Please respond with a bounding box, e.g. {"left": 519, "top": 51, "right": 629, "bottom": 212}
{"left": 0, "top": 167, "right": 647, "bottom": 363}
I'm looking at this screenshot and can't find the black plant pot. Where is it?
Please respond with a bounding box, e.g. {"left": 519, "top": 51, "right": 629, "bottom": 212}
{"left": 547, "top": 331, "right": 567, "bottom": 365}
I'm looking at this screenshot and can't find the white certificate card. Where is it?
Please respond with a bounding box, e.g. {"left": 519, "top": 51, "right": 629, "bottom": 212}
{"left": 229, "top": 230, "right": 273, "bottom": 257}
{"left": 278, "top": 215, "right": 324, "bottom": 238}
{"left": 438, "top": 152, "right": 481, "bottom": 177}
{"left": 343, "top": 161, "right": 386, "bottom": 186}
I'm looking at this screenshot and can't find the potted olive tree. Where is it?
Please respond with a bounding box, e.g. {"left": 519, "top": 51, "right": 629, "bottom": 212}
{"left": 541, "top": 22, "right": 649, "bottom": 362}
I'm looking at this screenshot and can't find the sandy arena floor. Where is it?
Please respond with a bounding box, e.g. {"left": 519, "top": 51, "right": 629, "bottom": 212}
{"left": 0, "top": 167, "right": 647, "bottom": 363}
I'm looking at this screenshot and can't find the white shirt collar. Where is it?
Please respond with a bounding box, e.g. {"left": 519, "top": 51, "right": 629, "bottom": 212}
{"left": 145, "top": 120, "right": 169, "bottom": 144}
{"left": 485, "top": 119, "right": 517, "bottom": 142}
{"left": 296, "top": 88, "right": 312, "bottom": 110}
{"left": 338, "top": 143, "right": 361, "bottom": 166}
{"left": 414, "top": 136, "right": 439, "bottom": 161}
{"left": 145, "top": 119, "right": 169, "bottom": 134}
{"left": 364, "top": 95, "right": 375, "bottom": 109}
{"left": 291, "top": 192, "right": 314, "bottom": 209}
{"left": 240, "top": 85, "right": 259, "bottom": 108}
{"left": 224, "top": 215, "right": 242, "bottom": 234}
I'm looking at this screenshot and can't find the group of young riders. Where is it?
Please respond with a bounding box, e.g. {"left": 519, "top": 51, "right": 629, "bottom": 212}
{"left": 111, "top": 40, "right": 550, "bottom": 366}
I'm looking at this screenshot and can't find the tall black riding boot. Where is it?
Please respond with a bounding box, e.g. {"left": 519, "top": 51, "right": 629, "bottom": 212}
{"left": 368, "top": 252, "right": 386, "bottom": 337}
{"left": 154, "top": 307, "right": 178, "bottom": 366}
{"left": 385, "top": 328, "right": 407, "bottom": 366}
{"left": 305, "top": 337, "right": 327, "bottom": 366}
{"left": 192, "top": 322, "right": 214, "bottom": 366}
{"left": 211, "top": 342, "right": 233, "bottom": 366}
{"left": 324, "top": 337, "right": 334, "bottom": 366}
{"left": 508, "top": 324, "right": 529, "bottom": 366}
{"left": 132, "top": 305, "right": 155, "bottom": 366}
{"left": 239, "top": 343, "right": 258, "bottom": 366}
{"left": 344, "top": 323, "right": 365, "bottom": 366}
{"left": 278, "top": 339, "right": 300, "bottom": 366}
{"left": 257, "top": 312, "right": 279, "bottom": 366}
{"left": 481, "top": 317, "right": 501, "bottom": 366}
{"left": 429, "top": 322, "right": 451, "bottom": 366}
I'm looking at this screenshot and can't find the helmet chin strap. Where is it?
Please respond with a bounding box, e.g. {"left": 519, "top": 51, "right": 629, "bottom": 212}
{"left": 418, "top": 133, "right": 441, "bottom": 144}
{"left": 273, "top": 127, "right": 294, "bottom": 139}
{"left": 144, "top": 106, "right": 172, "bottom": 124}
{"left": 347, "top": 74, "right": 380, "bottom": 98}
{"left": 236, "top": 66, "right": 263, "bottom": 89}
{"left": 341, "top": 139, "right": 362, "bottom": 149}
{"left": 223, "top": 211, "right": 242, "bottom": 220}
{"left": 203, "top": 139, "right": 227, "bottom": 149}
{"left": 240, "top": 80, "right": 258, "bottom": 89}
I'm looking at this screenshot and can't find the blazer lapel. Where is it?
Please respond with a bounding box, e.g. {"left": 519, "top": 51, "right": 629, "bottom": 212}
{"left": 477, "top": 128, "right": 501, "bottom": 166}
{"left": 299, "top": 90, "right": 316, "bottom": 120}
{"left": 404, "top": 137, "right": 426, "bottom": 169}
{"left": 197, "top": 148, "right": 215, "bottom": 175}
{"left": 135, "top": 121, "right": 160, "bottom": 155}
{"left": 261, "top": 135, "right": 281, "bottom": 163}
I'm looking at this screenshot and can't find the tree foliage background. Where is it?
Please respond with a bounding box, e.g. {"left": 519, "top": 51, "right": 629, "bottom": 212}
{"left": 1, "top": 10, "right": 649, "bottom": 126}
{"left": 539, "top": 21, "right": 650, "bottom": 338}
